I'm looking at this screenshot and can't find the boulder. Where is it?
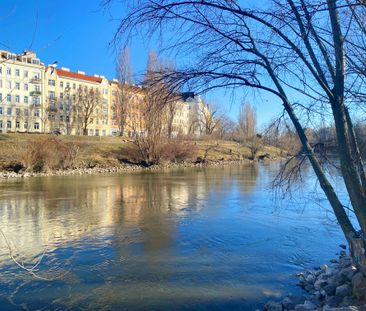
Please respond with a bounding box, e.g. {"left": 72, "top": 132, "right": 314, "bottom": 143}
{"left": 264, "top": 301, "right": 283, "bottom": 311}
{"left": 335, "top": 284, "right": 352, "bottom": 297}
{"left": 294, "top": 300, "right": 317, "bottom": 311}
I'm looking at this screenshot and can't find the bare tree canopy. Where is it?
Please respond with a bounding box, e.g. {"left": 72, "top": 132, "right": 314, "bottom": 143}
{"left": 104, "top": 0, "right": 366, "bottom": 264}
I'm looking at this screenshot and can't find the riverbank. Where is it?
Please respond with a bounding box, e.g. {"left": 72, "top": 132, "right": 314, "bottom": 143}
{"left": 0, "top": 159, "right": 258, "bottom": 179}
{"left": 0, "top": 133, "right": 285, "bottom": 179}
{"left": 263, "top": 248, "right": 366, "bottom": 311}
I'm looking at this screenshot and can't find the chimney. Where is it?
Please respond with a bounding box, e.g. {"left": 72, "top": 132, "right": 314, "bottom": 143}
{"left": 61, "top": 67, "right": 70, "bottom": 72}
{"left": 77, "top": 70, "right": 85, "bottom": 75}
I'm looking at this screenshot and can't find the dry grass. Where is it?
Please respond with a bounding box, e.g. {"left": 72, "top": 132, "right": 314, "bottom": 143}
{"left": 0, "top": 133, "right": 284, "bottom": 172}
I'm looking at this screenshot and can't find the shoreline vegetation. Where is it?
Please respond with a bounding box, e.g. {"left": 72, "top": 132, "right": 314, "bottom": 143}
{"left": 0, "top": 133, "right": 285, "bottom": 179}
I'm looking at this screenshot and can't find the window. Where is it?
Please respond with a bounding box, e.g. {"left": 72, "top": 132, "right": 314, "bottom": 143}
{"left": 24, "top": 122, "right": 28, "bottom": 129}
{"left": 7, "top": 108, "right": 11, "bottom": 115}
{"left": 48, "top": 91, "right": 55, "bottom": 99}
{"left": 32, "top": 97, "right": 40, "bottom": 105}
{"left": 15, "top": 95, "right": 19, "bottom": 103}
{"left": 32, "top": 59, "right": 40, "bottom": 65}
{"left": 0, "top": 121, "right": 2, "bottom": 128}
{"left": 6, "top": 68, "right": 11, "bottom": 76}
{"left": 7, "top": 121, "right": 11, "bottom": 129}
{"left": 66, "top": 82, "right": 70, "bottom": 88}
{"left": 15, "top": 82, "right": 20, "bottom": 90}
{"left": 60, "top": 92, "right": 63, "bottom": 99}
{"left": 0, "top": 107, "right": 2, "bottom": 114}
{"left": 34, "top": 122, "right": 40, "bottom": 130}
{"left": 24, "top": 71, "right": 28, "bottom": 78}
{"left": 24, "top": 83, "right": 28, "bottom": 91}
{"left": 34, "top": 110, "right": 40, "bottom": 117}
{"left": 6, "top": 95, "right": 11, "bottom": 102}
{"left": 24, "top": 109, "right": 28, "bottom": 116}
{"left": 48, "top": 79, "right": 55, "bottom": 86}
{"left": 15, "top": 69, "right": 20, "bottom": 77}
{"left": 16, "top": 108, "right": 20, "bottom": 116}
{"left": 0, "top": 67, "right": 2, "bottom": 75}
{"left": 60, "top": 81, "right": 64, "bottom": 88}
{"left": 73, "top": 83, "right": 76, "bottom": 90}
{"left": 112, "top": 90, "right": 117, "bottom": 96}
{"left": 16, "top": 121, "right": 20, "bottom": 129}
{"left": 0, "top": 93, "right": 2, "bottom": 101}
{"left": 24, "top": 96, "right": 28, "bottom": 104}
{"left": 60, "top": 115, "right": 64, "bottom": 122}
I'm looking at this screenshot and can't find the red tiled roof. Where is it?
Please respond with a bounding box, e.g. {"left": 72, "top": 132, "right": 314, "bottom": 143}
{"left": 56, "top": 69, "right": 102, "bottom": 83}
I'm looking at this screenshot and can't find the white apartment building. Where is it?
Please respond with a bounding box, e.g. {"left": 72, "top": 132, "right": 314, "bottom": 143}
{"left": 0, "top": 50, "right": 44, "bottom": 133}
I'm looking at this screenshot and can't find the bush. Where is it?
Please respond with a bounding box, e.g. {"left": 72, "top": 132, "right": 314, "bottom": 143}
{"left": 9, "top": 137, "right": 80, "bottom": 172}
{"left": 161, "top": 140, "right": 196, "bottom": 163}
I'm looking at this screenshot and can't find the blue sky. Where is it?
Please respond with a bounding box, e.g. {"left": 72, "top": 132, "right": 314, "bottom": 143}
{"left": 0, "top": 0, "right": 283, "bottom": 127}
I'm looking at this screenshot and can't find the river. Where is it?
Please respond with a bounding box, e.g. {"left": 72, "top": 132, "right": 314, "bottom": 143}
{"left": 0, "top": 163, "right": 346, "bottom": 310}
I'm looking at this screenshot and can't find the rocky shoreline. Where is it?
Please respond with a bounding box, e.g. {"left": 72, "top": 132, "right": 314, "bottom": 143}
{"left": 263, "top": 247, "right": 366, "bottom": 311}
{"left": 0, "top": 159, "right": 255, "bottom": 180}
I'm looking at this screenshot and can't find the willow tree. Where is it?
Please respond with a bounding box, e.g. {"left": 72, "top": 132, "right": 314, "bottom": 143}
{"left": 104, "top": 0, "right": 366, "bottom": 263}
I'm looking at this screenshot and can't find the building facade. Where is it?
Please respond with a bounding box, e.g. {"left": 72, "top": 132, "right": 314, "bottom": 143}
{"left": 0, "top": 50, "right": 210, "bottom": 137}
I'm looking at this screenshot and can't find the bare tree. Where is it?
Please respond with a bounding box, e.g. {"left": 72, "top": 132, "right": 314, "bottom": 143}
{"left": 115, "top": 47, "right": 133, "bottom": 136}
{"left": 77, "top": 86, "right": 101, "bottom": 136}
{"left": 238, "top": 102, "right": 256, "bottom": 144}
{"left": 106, "top": 0, "right": 366, "bottom": 265}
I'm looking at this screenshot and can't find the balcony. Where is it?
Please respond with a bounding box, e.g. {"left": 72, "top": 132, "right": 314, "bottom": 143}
{"left": 30, "top": 91, "right": 42, "bottom": 96}
{"left": 32, "top": 103, "right": 41, "bottom": 108}
{"left": 30, "top": 78, "right": 41, "bottom": 84}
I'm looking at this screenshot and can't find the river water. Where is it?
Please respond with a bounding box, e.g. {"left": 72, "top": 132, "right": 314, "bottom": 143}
{"left": 0, "top": 163, "right": 346, "bottom": 310}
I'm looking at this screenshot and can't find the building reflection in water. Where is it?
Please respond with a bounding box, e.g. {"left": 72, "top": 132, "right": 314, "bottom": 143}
{"left": 0, "top": 165, "right": 259, "bottom": 265}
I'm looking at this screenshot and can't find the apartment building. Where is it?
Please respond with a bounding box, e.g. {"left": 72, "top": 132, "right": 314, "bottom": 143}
{"left": 0, "top": 49, "right": 210, "bottom": 137}
{"left": 0, "top": 50, "right": 44, "bottom": 133}
{"left": 44, "top": 67, "right": 111, "bottom": 136}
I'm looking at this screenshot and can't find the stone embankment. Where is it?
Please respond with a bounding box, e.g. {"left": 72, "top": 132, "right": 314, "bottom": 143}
{"left": 263, "top": 247, "right": 366, "bottom": 311}
{"left": 0, "top": 159, "right": 253, "bottom": 179}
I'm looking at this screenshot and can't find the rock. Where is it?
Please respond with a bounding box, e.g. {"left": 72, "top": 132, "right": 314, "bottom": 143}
{"left": 323, "top": 307, "right": 359, "bottom": 311}
{"left": 335, "top": 284, "right": 352, "bottom": 297}
{"left": 339, "top": 266, "right": 357, "bottom": 282}
{"left": 264, "top": 301, "right": 283, "bottom": 311}
{"left": 323, "top": 284, "right": 337, "bottom": 296}
{"left": 325, "top": 295, "right": 344, "bottom": 307}
{"left": 326, "top": 266, "right": 338, "bottom": 276}
{"left": 314, "top": 278, "right": 328, "bottom": 291}
{"left": 352, "top": 272, "right": 366, "bottom": 300}
{"left": 306, "top": 274, "right": 316, "bottom": 284}
{"left": 282, "top": 297, "right": 294, "bottom": 310}
{"left": 321, "top": 265, "right": 328, "bottom": 272}
{"left": 294, "top": 300, "right": 317, "bottom": 311}
{"left": 330, "top": 259, "right": 339, "bottom": 264}
{"left": 339, "top": 244, "right": 347, "bottom": 250}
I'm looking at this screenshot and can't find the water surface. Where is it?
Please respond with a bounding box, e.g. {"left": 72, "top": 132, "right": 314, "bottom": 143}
{"left": 0, "top": 163, "right": 345, "bottom": 310}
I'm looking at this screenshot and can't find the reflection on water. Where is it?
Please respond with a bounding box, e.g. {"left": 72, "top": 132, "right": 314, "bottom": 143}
{"left": 0, "top": 164, "right": 345, "bottom": 310}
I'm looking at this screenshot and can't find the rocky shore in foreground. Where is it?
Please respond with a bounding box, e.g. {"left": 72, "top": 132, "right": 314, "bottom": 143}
{"left": 263, "top": 248, "right": 366, "bottom": 311}
{"left": 0, "top": 159, "right": 255, "bottom": 180}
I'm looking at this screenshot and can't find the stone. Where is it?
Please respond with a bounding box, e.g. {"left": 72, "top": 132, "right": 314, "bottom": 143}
{"left": 306, "top": 274, "right": 316, "bottom": 284}
{"left": 323, "top": 284, "right": 337, "bottom": 296}
{"left": 294, "top": 300, "right": 317, "bottom": 311}
{"left": 335, "top": 284, "right": 352, "bottom": 297}
{"left": 315, "top": 278, "right": 328, "bottom": 291}
{"left": 282, "top": 297, "right": 294, "bottom": 310}
{"left": 264, "top": 301, "right": 283, "bottom": 311}
{"left": 340, "top": 266, "right": 357, "bottom": 282}
{"left": 323, "top": 307, "right": 359, "bottom": 311}
{"left": 339, "top": 244, "right": 347, "bottom": 250}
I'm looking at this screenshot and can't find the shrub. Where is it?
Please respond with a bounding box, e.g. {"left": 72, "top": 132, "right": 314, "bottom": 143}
{"left": 9, "top": 137, "right": 80, "bottom": 172}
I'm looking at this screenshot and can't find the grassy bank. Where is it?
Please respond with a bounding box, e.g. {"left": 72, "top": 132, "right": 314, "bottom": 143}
{"left": 0, "top": 133, "right": 284, "bottom": 174}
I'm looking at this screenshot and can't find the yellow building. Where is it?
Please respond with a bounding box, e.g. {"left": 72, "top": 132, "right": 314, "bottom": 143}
{"left": 0, "top": 49, "right": 208, "bottom": 137}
